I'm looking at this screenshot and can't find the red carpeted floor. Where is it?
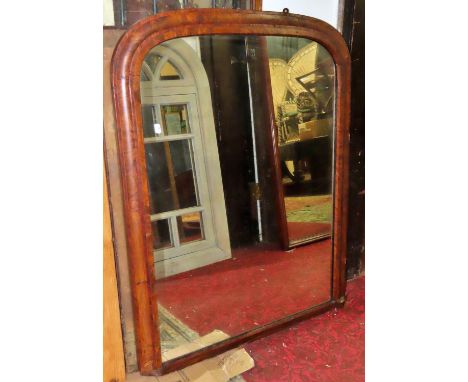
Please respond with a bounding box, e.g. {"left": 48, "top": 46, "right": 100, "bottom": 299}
{"left": 242, "top": 276, "right": 365, "bottom": 382}
{"left": 155, "top": 240, "right": 332, "bottom": 337}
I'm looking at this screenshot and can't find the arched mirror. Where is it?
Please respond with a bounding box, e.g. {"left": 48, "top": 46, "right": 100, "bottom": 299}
{"left": 112, "top": 9, "right": 350, "bottom": 375}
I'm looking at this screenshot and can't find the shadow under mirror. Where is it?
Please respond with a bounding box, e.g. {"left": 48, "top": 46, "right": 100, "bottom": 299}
{"left": 140, "top": 35, "right": 336, "bottom": 362}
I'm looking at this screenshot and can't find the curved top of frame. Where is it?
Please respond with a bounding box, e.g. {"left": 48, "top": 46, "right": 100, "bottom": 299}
{"left": 112, "top": 9, "right": 351, "bottom": 85}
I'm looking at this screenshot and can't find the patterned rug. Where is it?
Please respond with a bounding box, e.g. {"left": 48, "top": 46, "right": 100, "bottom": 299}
{"left": 242, "top": 276, "right": 365, "bottom": 382}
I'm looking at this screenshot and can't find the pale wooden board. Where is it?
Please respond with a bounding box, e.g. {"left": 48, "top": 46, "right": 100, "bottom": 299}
{"left": 104, "top": 165, "right": 126, "bottom": 382}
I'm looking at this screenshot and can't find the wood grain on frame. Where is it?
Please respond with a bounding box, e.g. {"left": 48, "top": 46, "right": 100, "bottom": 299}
{"left": 111, "top": 9, "right": 350, "bottom": 375}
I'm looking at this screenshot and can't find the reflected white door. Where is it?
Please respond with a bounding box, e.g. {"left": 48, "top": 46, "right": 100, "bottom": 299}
{"left": 140, "top": 43, "right": 231, "bottom": 277}
{"left": 142, "top": 95, "right": 218, "bottom": 257}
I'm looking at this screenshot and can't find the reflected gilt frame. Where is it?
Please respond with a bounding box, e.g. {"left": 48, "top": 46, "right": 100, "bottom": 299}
{"left": 111, "top": 9, "right": 350, "bottom": 375}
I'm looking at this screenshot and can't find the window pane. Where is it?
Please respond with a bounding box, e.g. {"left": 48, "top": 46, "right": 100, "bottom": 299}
{"left": 187, "top": 0, "right": 211, "bottom": 7}
{"left": 141, "top": 105, "right": 163, "bottom": 138}
{"left": 155, "top": 0, "right": 250, "bottom": 12}
{"left": 161, "top": 104, "right": 191, "bottom": 135}
{"left": 177, "top": 212, "right": 204, "bottom": 245}
{"left": 140, "top": 69, "right": 150, "bottom": 81}
{"left": 144, "top": 53, "right": 162, "bottom": 73}
{"left": 214, "top": 0, "right": 251, "bottom": 8}
{"left": 152, "top": 219, "right": 173, "bottom": 250}
{"left": 155, "top": 0, "right": 183, "bottom": 12}
{"left": 146, "top": 140, "right": 199, "bottom": 214}
{"left": 160, "top": 61, "right": 182, "bottom": 80}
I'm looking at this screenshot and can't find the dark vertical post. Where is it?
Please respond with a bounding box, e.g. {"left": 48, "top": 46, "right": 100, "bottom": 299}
{"left": 342, "top": 0, "right": 365, "bottom": 278}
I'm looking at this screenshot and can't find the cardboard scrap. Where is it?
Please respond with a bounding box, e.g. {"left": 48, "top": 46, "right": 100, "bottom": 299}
{"left": 154, "top": 348, "right": 253, "bottom": 382}
{"left": 162, "top": 330, "right": 229, "bottom": 362}
{"left": 126, "top": 330, "right": 255, "bottom": 382}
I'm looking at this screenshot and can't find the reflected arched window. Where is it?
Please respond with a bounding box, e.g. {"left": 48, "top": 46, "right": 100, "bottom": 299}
{"left": 141, "top": 53, "right": 162, "bottom": 82}
{"left": 146, "top": 53, "right": 162, "bottom": 72}
{"left": 140, "top": 52, "right": 184, "bottom": 82}
{"left": 159, "top": 60, "right": 182, "bottom": 80}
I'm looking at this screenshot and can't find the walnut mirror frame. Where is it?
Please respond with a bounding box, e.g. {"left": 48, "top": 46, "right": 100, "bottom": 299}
{"left": 111, "top": 9, "right": 350, "bottom": 376}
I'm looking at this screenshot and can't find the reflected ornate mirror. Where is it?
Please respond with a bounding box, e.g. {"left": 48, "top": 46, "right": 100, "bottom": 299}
{"left": 112, "top": 9, "right": 350, "bottom": 375}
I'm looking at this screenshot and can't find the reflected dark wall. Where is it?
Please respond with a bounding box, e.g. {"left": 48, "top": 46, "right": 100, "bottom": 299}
{"left": 199, "top": 36, "right": 258, "bottom": 248}
{"left": 199, "top": 36, "right": 282, "bottom": 248}
{"left": 342, "top": 0, "right": 365, "bottom": 278}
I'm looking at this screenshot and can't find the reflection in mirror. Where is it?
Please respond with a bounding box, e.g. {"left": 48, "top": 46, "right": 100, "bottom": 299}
{"left": 140, "top": 35, "right": 335, "bottom": 361}
{"left": 160, "top": 61, "right": 182, "bottom": 80}
{"left": 269, "top": 39, "right": 335, "bottom": 246}
{"left": 145, "top": 140, "right": 199, "bottom": 215}
{"left": 151, "top": 219, "right": 173, "bottom": 250}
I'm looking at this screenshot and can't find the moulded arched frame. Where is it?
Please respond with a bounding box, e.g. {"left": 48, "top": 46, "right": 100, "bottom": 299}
{"left": 111, "top": 9, "right": 351, "bottom": 375}
{"left": 140, "top": 44, "right": 194, "bottom": 87}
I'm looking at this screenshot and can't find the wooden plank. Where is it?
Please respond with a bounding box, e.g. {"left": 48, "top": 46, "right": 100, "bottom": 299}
{"left": 104, "top": 28, "right": 139, "bottom": 373}
{"left": 104, "top": 165, "right": 126, "bottom": 382}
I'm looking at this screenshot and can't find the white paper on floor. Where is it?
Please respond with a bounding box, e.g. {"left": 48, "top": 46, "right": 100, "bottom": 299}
{"left": 127, "top": 330, "right": 255, "bottom": 382}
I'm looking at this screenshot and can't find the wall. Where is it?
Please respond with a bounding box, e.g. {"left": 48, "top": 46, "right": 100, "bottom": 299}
{"left": 104, "top": 0, "right": 115, "bottom": 26}
{"left": 262, "top": 0, "right": 340, "bottom": 28}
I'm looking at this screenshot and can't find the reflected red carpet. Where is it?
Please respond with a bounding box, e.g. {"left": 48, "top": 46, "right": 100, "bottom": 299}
{"left": 288, "top": 222, "right": 331, "bottom": 243}
{"left": 243, "top": 276, "right": 365, "bottom": 382}
{"left": 155, "top": 240, "right": 332, "bottom": 336}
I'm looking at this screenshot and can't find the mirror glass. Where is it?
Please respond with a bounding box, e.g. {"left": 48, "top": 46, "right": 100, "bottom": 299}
{"left": 273, "top": 41, "right": 335, "bottom": 246}
{"left": 140, "top": 35, "right": 335, "bottom": 361}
